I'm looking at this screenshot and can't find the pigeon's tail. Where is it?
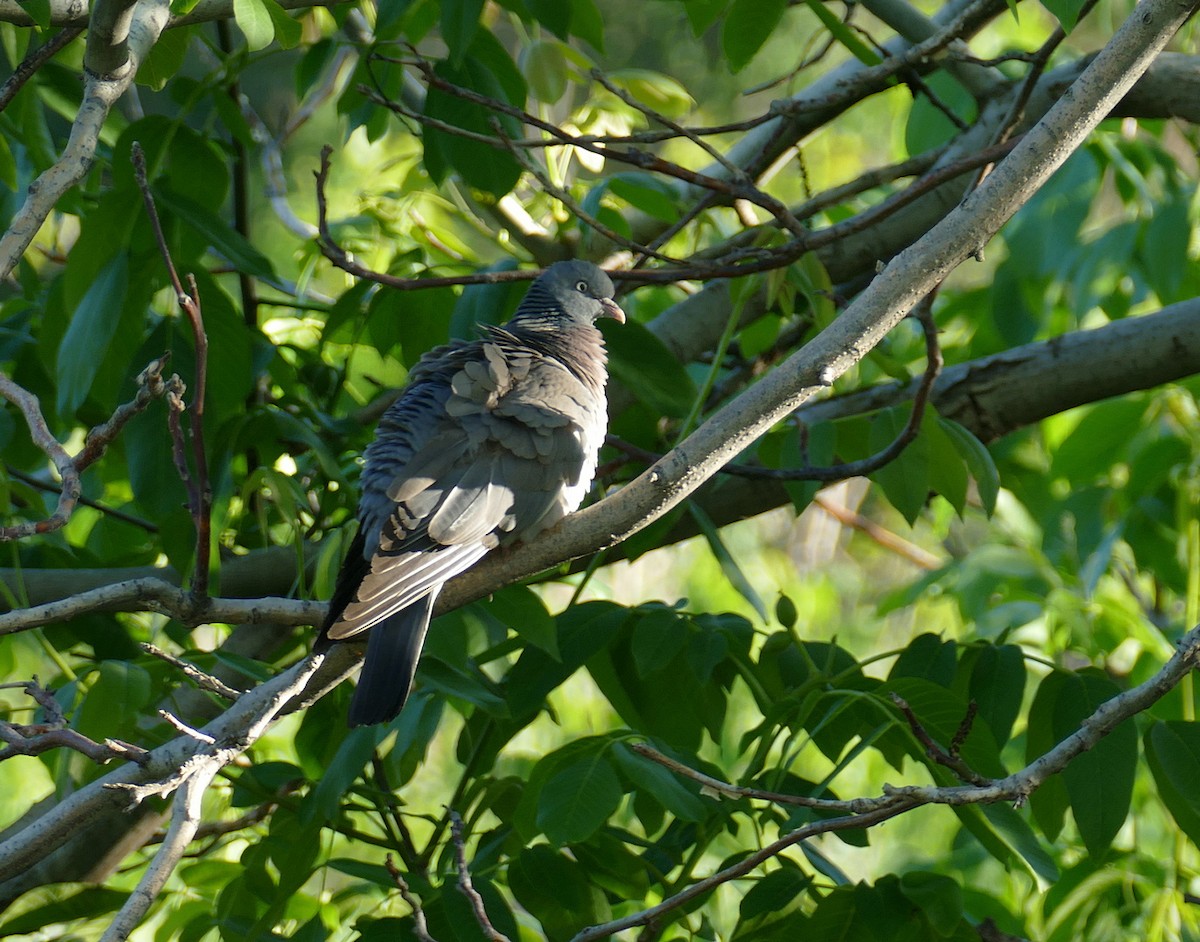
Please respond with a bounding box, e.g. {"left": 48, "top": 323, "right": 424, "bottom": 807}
{"left": 347, "top": 590, "right": 439, "bottom": 727}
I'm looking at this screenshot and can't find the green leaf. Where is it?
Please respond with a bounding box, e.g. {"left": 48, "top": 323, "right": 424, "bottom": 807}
{"left": 885, "top": 676, "right": 1005, "bottom": 777}
{"left": 939, "top": 418, "right": 999, "bottom": 515}
{"left": 689, "top": 503, "right": 769, "bottom": 620}
{"left": 569, "top": 0, "right": 605, "bottom": 50}
{"left": 0, "top": 887, "right": 131, "bottom": 936}
{"left": 956, "top": 801, "right": 1059, "bottom": 882}
{"left": 611, "top": 743, "right": 707, "bottom": 822}
{"left": 1056, "top": 671, "right": 1136, "bottom": 858}
{"left": 264, "top": 0, "right": 303, "bottom": 48}
{"left": 1026, "top": 671, "right": 1071, "bottom": 840}
{"left": 487, "top": 584, "right": 558, "bottom": 659}
{"left": 509, "top": 845, "right": 608, "bottom": 938}
{"left": 301, "top": 727, "right": 382, "bottom": 824}
{"left": 967, "top": 644, "right": 1026, "bottom": 747}
{"left": 56, "top": 254, "right": 130, "bottom": 416}
{"left": 1146, "top": 720, "right": 1200, "bottom": 848}
{"left": 684, "top": 0, "right": 728, "bottom": 35}
{"left": 905, "top": 71, "right": 976, "bottom": 155}
{"left": 233, "top": 0, "right": 275, "bottom": 50}
{"left": 521, "top": 39, "right": 569, "bottom": 104}
{"left": 607, "top": 173, "right": 680, "bottom": 223}
{"left": 526, "top": 0, "right": 571, "bottom": 39}
{"left": 441, "top": 0, "right": 486, "bottom": 63}
{"left": 605, "top": 69, "right": 695, "bottom": 119}
{"left": 418, "top": 659, "right": 509, "bottom": 715}
{"left": 1041, "top": 0, "right": 1088, "bottom": 30}
{"left": 601, "top": 316, "right": 697, "bottom": 417}
{"left": 72, "top": 661, "right": 152, "bottom": 746}
{"left": 803, "top": 0, "right": 881, "bottom": 64}
{"left": 537, "top": 751, "right": 623, "bottom": 844}
{"left": 21, "top": 0, "right": 52, "bottom": 28}
{"left": 924, "top": 409, "right": 969, "bottom": 514}
{"left": 136, "top": 24, "right": 191, "bottom": 89}
{"left": 1049, "top": 396, "right": 1147, "bottom": 486}
{"left": 869, "top": 404, "right": 930, "bottom": 525}
{"left": 1141, "top": 197, "right": 1191, "bottom": 302}
{"left": 154, "top": 186, "right": 276, "bottom": 281}
{"left": 738, "top": 865, "right": 810, "bottom": 923}
{"left": 631, "top": 609, "right": 689, "bottom": 678}
{"left": 721, "top": 0, "right": 787, "bottom": 72}
{"left": 0, "top": 134, "right": 14, "bottom": 191}
{"left": 898, "top": 871, "right": 963, "bottom": 936}
{"left": 423, "top": 35, "right": 525, "bottom": 197}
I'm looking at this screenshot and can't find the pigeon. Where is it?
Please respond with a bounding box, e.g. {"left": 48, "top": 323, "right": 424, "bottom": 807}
{"left": 318, "top": 261, "right": 625, "bottom": 726}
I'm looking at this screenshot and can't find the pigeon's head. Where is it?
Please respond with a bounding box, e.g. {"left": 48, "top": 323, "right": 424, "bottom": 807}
{"left": 513, "top": 261, "right": 625, "bottom": 330}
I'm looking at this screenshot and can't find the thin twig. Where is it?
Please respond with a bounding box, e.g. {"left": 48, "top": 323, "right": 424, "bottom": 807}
{"left": 812, "top": 492, "right": 944, "bottom": 570}
{"left": 132, "top": 144, "right": 213, "bottom": 599}
{"left": 0, "top": 679, "right": 150, "bottom": 765}
{"left": 141, "top": 644, "right": 242, "bottom": 701}
{"left": 450, "top": 811, "right": 510, "bottom": 942}
{"left": 0, "top": 374, "right": 81, "bottom": 540}
{"left": 0, "top": 27, "right": 83, "bottom": 113}
{"left": 890, "top": 693, "right": 991, "bottom": 786}
{"left": 630, "top": 743, "right": 871, "bottom": 812}
{"left": 74, "top": 355, "right": 171, "bottom": 470}
{"left": 385, "top": 856, "right": 439, "bottom": 942}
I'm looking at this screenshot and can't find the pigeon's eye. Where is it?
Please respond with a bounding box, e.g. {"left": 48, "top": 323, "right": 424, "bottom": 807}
{"left": 576, "top": 280, "right": 588, "bottom": 292}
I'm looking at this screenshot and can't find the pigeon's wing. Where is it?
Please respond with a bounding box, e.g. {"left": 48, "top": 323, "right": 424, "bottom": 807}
{"left": 325, "top": 335, "right": 602, "bottom": 643}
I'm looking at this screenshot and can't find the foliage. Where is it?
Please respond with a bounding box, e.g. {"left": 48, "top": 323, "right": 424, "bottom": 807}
{"left": 0, "top": 0, "right": 1199, "bottom": 940}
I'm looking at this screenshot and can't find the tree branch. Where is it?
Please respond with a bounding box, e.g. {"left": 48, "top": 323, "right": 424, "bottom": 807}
{"left": 438, "top": 0, "right": 1200, "bottom": 616}
{"left": 0, "top": 0, "right": 170, "bottom": 279}
{"left": 0, "top": 577, "right": 324, "bottom": 636}
{"left": 573, "top": 621, "right": 1200, "bottom": 940}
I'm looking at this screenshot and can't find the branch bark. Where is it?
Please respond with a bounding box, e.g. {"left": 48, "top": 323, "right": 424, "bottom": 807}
{"left": 440, "top": 0, "right": 1200, "bottom": 615}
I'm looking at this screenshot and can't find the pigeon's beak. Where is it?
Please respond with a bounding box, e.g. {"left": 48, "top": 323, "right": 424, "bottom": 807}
{"left": 600, "top": 297, "right": 626, "bottom": 324}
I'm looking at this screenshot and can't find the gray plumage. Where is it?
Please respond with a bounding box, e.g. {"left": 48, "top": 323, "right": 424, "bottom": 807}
{"left": 318, "top": 261, "right": 625, "bottom": 726}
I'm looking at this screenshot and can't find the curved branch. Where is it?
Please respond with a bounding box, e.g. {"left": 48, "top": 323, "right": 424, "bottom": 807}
{"left": 0, "top": 578, "right": 324, "bottom": 636}
{"left": 439, "top": 0, "right": 1200, "bottom": 615}
{"left": 0, "top": 374, "right": 79, "bottom": 539}
{"left": 0, "top": 0, "right": 170, "bottom": 280}
{"left": 573, "top": 621, "right": 1200, "bottom": 941}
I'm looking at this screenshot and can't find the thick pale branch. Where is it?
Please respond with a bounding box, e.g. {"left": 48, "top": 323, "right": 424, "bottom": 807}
{"left": 0, "top": 653, "right": 329, "bottom": 884}
{"left": 0, "top": 578, "right": 324, "bottom": 636}
{"left": 0, "top": 0, "right": 343, "bottom": 28}
{"left": 0, "top": 0, "right": 170, "bottom": 280}
{"left": 441, "top": 0, "right": 1200, "bottom": 614}
{"left": 99, "top": 763, "right": 218, "bottom": 942}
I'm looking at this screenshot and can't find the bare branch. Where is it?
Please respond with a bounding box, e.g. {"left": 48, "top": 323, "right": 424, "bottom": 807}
{"left": 0, "top": 373, "right": 80, "bottom": 540}
{"left": 0, "top": 27, "right": 82, "bottom": 113}
{"left": 141, "top": 644, "right": 242, "bottom": 701}
{"left": 890, "top": 693, "right": 991, "bottom": 786}
{"left": 0, "top": 679, "right": 150, "bottom": 765}
{"left": 132, "top": 145, "right": 214, "bottom": 599}
{"left": 385, "top": 856, "right": 439, "bottom": 942}
{"left": 0, "top": 577, "right": 325, "bottom": 636}
{"left": 450, "top": 812, "right": 510, "bottom": 942}
{"left": 0, "top": 0, "right": 171, "bottom": 280}
{"left": 99, "top": 762, "right": 220, "bottom": 942}
{"left": 574, "top": 621, "right": 1200, "bottom": 941}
